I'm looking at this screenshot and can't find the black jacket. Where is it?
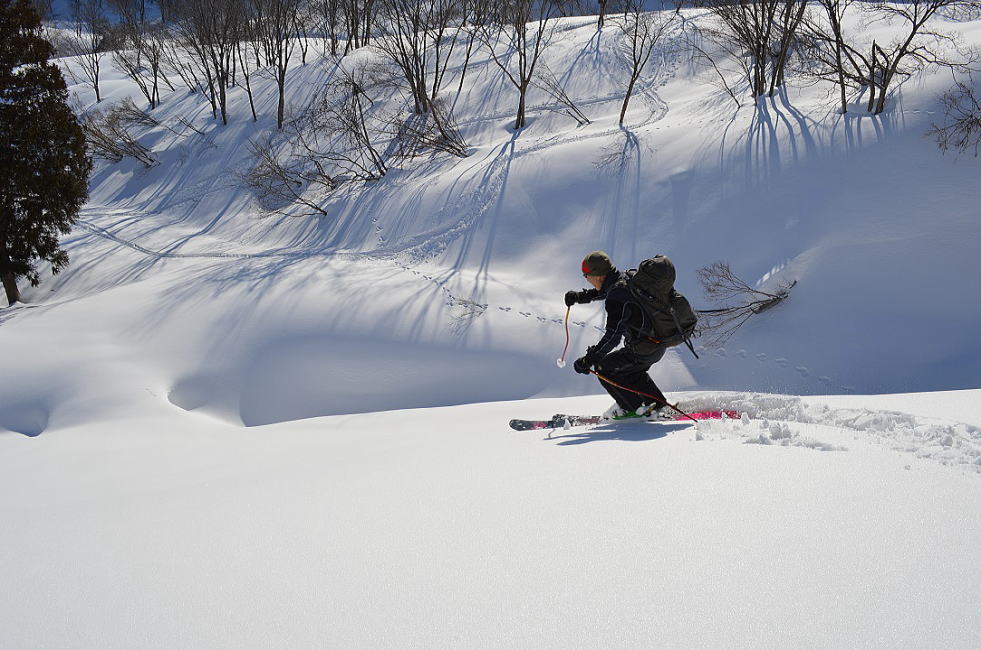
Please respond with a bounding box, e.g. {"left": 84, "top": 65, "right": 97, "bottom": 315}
{"left": 579, "top": 269, "right": 655, "bottom": 362}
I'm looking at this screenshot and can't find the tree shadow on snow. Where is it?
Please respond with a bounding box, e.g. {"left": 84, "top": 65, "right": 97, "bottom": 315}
{"left": 547, "top": 421, "right": 689, "bottom": 446}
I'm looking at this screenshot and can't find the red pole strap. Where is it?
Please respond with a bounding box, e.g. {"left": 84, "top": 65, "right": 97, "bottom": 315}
{"left": 590, "top": 370, "right": 697, "bottom": 423}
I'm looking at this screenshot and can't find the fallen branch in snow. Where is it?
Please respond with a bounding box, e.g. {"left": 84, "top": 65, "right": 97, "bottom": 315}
{"left": 111, "top": 98, "right": 160, "bottom": 128}
{"left": 80, "top": 102, "right": 158, "bottom": 167}
{"left": 243, "top": 137, "right": 334, "bottom": 218}
{"left": 533, "top": 64, "right": 591, "bottom": 127}
{"left": 695, "top": 261, "right": 796, "bottom": 348}
{"left": 387, "top": 98, "right": 471, "bottom": 160}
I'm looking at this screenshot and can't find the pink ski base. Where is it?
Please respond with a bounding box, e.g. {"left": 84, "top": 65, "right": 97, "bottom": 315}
{"left": 679, "top": 410, "right": 740, "bottom": 420}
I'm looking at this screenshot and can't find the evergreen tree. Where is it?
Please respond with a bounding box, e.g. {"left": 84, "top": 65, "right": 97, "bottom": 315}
{"left": 0, "top": 0, "right": 91, "bottom": 305}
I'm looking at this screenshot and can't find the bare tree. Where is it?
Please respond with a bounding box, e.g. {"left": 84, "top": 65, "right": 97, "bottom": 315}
{"left": 864, "top": 0, "right": 975, "bottom": 115}
{"left": 929, "top": 76, "right": 981, "bottom": 155}
{"left": 615, "top": 0, "right": 675, "bottom": 125}
{"left": 294, "top": 0, "right": 318, "bottom": 64}
{"left": 454, "top": 0, "right": 488, "bottom": 97}
{"left": 533, "top": 63, "right": 590, "bottom": 125}
{"left": 477, "top": 0, "right": 558, "bottom": 129}
{"left": 341, "top": 0, "right": 377, "bottom": 53}
{"left": 695, "top": 262, "right": 795, "bottom": 347}
{"left": 171, "top": 0, "right": 247, "bottom": 125}
{"left": 320, "top": 0, "right": 342, "bottom": 56}
{"left": 235, "top": 27, "right": 264, "bottom": 121}
{"left": 806, "top": 0, "right": 976, "bottom": 115}
{"left": 107, "top": 0, "right": 150, "bottom": 26}
{"left": 807, "top": 0, "right": 854, "bottom": 114}
{"left": 768, "top": 0, "right": 807, "bottom": 96}
{"left": 312, "top": 64, "right": 390, "bottom": 179}
{"left": 695, "top": 0, "right": 779, "bottom": 101}
{"left": 376, "top": 0, "right": 467, "bottom": 114}
{"left": 252, "top": 0, "right": 302, "bottom": 129}
{"left": 376, "top": 0, "right": 435, "bottom": 113}
{"left": 692, "top": 0, "right": 807, "bottom": 103}
{"left": 551, "top": 0, "right": 585, "bottom": 16}
{"left": 112, "top": 96, "right": 162, "bottom": 126}
{"left": 114, "top": 23, "right": 170, "bottom": 109}
{"left": 161, "top": 31, "right": 207, "bottom": 93}
{"left": 62, "top": 0, "right": 113, "bottom": 103}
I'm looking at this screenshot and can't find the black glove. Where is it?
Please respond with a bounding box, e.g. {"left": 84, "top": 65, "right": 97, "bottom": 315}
{"left": 565, "top": 288, "right": 600, "bottom": 307}
{"left": 573, "top": 355, "right": 593, "bottom": 375}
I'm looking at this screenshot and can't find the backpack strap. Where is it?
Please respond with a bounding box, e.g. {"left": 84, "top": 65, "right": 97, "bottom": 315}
{"left": 667, "top": 302, "right": 699, "bottom": 360}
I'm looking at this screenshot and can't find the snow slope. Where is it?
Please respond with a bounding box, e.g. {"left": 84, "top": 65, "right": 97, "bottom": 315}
{"left": 2, "top": 8, "right": 980, "bottom": 648}
{"left": 23, "top": 11, "right": 977, "bottom": 421}
{"left": 2, "top": 392, "right": 980, "bottom": 648}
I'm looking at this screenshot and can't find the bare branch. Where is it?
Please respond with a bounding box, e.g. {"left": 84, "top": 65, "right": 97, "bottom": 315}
{"left": 695, "top": 262, "right": 796, "bottom": 347}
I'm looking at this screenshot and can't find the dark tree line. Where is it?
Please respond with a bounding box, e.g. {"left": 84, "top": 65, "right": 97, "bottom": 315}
{"left": 1, "top": 0, "right": 91, "bottom": 305}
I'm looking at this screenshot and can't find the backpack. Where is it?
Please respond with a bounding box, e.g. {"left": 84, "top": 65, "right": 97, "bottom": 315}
{"left": 624, "top": 255, "right": 699, "bottom": 359}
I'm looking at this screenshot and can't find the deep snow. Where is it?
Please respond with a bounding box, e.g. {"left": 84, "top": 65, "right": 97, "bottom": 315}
{"left": 2, "top": 392, "right": 980, "bottom": 648}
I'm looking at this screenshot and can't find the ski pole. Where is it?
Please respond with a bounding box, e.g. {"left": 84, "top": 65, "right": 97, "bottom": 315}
{"left": 556, "top": 306, "right": 571, "bottom": 368}
{"left": 590, "top": 370, "right": 698, "bottom": 423}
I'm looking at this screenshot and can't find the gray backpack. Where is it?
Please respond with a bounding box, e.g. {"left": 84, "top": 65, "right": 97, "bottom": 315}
{"left": 624, "top": 255, "right": 699, "bottom": 358}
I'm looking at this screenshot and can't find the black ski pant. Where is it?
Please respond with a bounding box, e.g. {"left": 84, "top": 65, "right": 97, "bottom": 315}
{"left": 594, "top": 346, "right": 667, "bottom": 413}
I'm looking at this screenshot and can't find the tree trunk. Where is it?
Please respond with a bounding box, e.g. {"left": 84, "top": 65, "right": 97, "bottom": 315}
{"left": 219, "top": 78, "right": 228, "bottom": 125}
{"left": 835, "top": 36, "right": 846, "bottom": 114}
{"left": 277, "top": 68, "right": 286, "bottom": 129}
{"left": 456, "top": 33, "right": 476, "bottom": 97}
{"left": 866, "top": 42, "right": 877, "bottom": 113}
{"left": 1, "top": 271, "right": 19, "bottom": 306}
{"left": 873, "top": 71, "right": 891, "bottom": 115}
{"left": 620, "top": 75, "right": 637, "bottom": 126}
{"left": 515, "top": 84, "right": 527, "bottom": 129}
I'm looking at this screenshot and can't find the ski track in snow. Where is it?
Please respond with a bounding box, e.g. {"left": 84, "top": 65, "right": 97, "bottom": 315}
{"left": 677, "top": 392, "right": 981, "bottom": 473}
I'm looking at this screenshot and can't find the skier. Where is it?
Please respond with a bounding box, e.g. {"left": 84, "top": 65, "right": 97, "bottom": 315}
{"left": 564, "top": 251, "right": 672, "bottom": 420}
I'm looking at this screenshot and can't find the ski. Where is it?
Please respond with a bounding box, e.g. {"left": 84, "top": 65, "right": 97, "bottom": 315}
{"left": 508, "top": 410, "right": 740, "bottom": 431}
